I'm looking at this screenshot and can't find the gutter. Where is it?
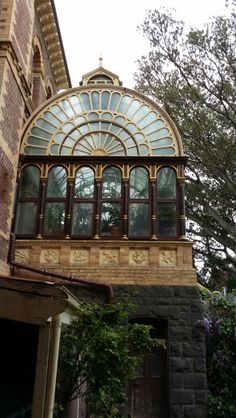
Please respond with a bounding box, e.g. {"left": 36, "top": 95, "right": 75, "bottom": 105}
{"left": 8, "top": 233, "right": 114, "bottom": 302}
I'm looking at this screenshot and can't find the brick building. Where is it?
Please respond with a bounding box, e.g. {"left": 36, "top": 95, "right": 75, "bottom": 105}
{"left": 0, "top": 1, "right": 208, "bottom": 417}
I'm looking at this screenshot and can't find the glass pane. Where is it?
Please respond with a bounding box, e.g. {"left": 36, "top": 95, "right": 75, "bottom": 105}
{"left": 158, "top": 167, "right": 176, "bottom": 198}
{"left": 19, "top": 166, "right": 40, "bottom": 198}
{"left": 130, "top": 167, "right": 149, "bottom": 199}
{"left": 15, "top": 202, "right": 37, "bottom": 235}
{"left": 80, "top": 92, "right": 91, "bottom": 111}
{"left": 91, "top": 91, "right": 100, "bottom": 109}
{"left": 72, "top": 203, "right": 93, "bottom": 235}
{"left": 129, "top": 203, "right": 149, "bottom": 237}
{"left": 158, "top": 204, "right": 176, "bottom": 236}
{"left": 100, "top": 202, "right": 121, "bottom": 236}
{"left": 101, "top": 91, "right": 110, "bottom": 109}
{"left": 75, "top": 167, "right": 94, "bottom": 198}
{"left": 47, "top": 166, "right": 67, "bottom": 197}
{"left": 102, "top": 167, "right": 121, "bottom": 198}
{"left": 44, "top": 202, "right": 65, "bottom": 234}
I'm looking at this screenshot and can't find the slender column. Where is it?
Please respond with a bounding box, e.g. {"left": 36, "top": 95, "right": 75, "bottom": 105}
{"left": 151, "top": 180, "right": 157, "bottom": 240}
{"left": 178, "top": 176, "right": 187, "bottom": 239}
{"left": 94, "top": 181, "right": 100, "bottom": 239}
{"left": 123, "top": 181, "right": 128, "bottom": 239}
{"left": 65, "top": 180, "right": 73, "bottom": 239}
{"left": 37, "top": 179, "right": 46, "bottom": 239}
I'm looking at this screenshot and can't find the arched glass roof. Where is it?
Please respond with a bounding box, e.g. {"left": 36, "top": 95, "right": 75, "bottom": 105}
{"left": 21, "top": 87, "right": 183, "bottom": 157}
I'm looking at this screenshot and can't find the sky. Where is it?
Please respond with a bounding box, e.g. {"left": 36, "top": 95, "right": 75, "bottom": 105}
{"left": 54, "top": 0, "right": 229, "bottom": 89}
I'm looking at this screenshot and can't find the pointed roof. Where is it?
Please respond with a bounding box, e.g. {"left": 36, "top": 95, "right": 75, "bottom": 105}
{"left": 80, "top": 65, "right": 122, "bottom": 86}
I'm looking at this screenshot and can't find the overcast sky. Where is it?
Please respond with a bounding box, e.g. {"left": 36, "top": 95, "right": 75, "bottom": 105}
{"left": 54, "top": 0, "right": 229, "bottom": 88}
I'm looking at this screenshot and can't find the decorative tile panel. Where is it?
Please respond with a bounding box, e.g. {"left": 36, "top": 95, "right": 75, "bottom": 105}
{"left": 15, "top": 248, "right": 30, "bottom": 263}
{"left": 159, "top": 250, "right": 177, "bottom": 266}
{"left": 100, "top": 248, "right": 119, "bottom": 265}
{"left": 129, "top": 249, "right": 149, "bottom": 265}
{"left": 70, "top": 248, "right": 89, "bottom": 264}
{"left": 40, "top": 249, "right": 60, "bottom": 264}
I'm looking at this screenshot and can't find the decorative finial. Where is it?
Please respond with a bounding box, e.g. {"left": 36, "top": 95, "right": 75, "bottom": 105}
{"left": 99, "top": 54, "right": 103, "bottom": 67}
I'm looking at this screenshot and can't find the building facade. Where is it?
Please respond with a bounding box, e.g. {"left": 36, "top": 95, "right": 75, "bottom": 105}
{"left": 0, "top": 1, "right": 207, "bottom": 417}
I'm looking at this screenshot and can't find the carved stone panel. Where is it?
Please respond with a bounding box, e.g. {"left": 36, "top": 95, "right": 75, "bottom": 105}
{"left": 159, "top": 250, "right": 177, "bottom": 266}
{"left": 129, "top": 249, "right": 149, "bottom": 265}
{"left": 70, "top": 248, "right": 89, "bottom": 264}
{"left": 100, "top": 248, "right": 119, "bottom": 265}
{"left": 40, "top": 249, "right": 60, "bottom": 264}
{"left": 15, "top": 248, "right": 30, "bottom": 264}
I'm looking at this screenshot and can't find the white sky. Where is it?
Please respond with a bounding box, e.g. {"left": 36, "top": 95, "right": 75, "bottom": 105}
{"left": 54, "top": 0, "right": 229, "bottom": 88}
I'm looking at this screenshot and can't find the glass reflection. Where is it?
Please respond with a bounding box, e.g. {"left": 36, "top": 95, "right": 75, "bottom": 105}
{"left": 44, "top": 202, "right": 65, "bottom": 234}
{"left": 15, "top": 202, "right": 37, "bottom": 234}
{"left": 72, "top": 203, "right": 93, "bottom": 235}
{"left": 47, "top": 166, "right": 67, "bottom": 197}
{"left": 100, "top": 202, "right": 121, "bottom": 236}
{"left": 129, "top": 203, "right": 149, "bottom": 237}
{"left": 158, "top": 204, "right": 176, "bottom": 236}
{"left": 19, "top": 166, "right": 40, "bottom": 198}
{"left": 130, "top": 167, "right": 149, "bottom": 198}
{"left": 157, "top": 167, "right": 176, "bottom": 198}
{"left": 102, "top": 167, "right": 121, "bottom": 197}
{"left": 75, "top": 167, "right": 94, "bottom": 198}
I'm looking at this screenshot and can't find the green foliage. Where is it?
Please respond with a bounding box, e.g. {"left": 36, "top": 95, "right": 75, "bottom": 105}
{"left": 54, "top": 301, "right": 165, "bottom": 418}
{"left": 135, "top": 5, "right": 236, "bottom": 287}
{"left": 199, "top": 288, "right": 236, "bottom": 416}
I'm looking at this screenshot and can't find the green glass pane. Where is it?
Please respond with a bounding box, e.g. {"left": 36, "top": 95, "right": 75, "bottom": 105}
{"left": 47, "top": 166, "right": 67, "bottom": 197}
{"left": 143, "top": 121, "right": 166, "bottom": 134}
{"left": 88, "top": 112, "right": 99, "bottom": 120}
{"left": 55, "top": 133, "right": 65, "bottom": 143}
{"left": 101, "top": 122, "right": 110, "bottom": 131}
{"left": 102, "top": 112, "right": 112, "bottom": 120}
{"left": 91, "top": 91, "right": 100, "bottom": 109}
{"left": 132, "top": 105, "right": 150, "bottom": 123}
{"left": 109, "top": 93, "right": 121, "bottom": 111}
{"left": 80, "top": 93, "right": 91, "bottom": 111}
{"left": 126, "top": 100, "right": 141, "bottom": 118}
{"left": 44, "top": 202, "right": 65, "bottom": 235}
{"left": 50, "top": 144, "right": 59, "bottom": 155}
{"left": 152, "top": 148, "right": 175, "bottom": 156}
{"left": 74, "top": 116, "right": 86, "bottom": 125}
{"left": 62, "top": 123, "right": 74, "bottom": 133}
{"left": 101, "top": 91, "right": 110, "bottom": 109}
{"left": 129, "top": 203, "right": 149, "bottom": 237}
{"left": 114, "top": 116, "right": 126, "bottom": 125}
{"left": 43, "top": 111, "right": 61, "bottom": 127}
{"left": 50, "top": 105, "right": 67, "bottom": 122}
{"left": 150, "top": 138, "right": 173, "bottom": 147}
{"left": 130, "top": 167, "right": 149, "bottom": 198}
{"left": 126, "top": 123, "right": 137, "bottom": 133}
{"left": 138, "top": 112, "right": 158, "bottom": 128}
{"left": 61, "top": 99, "right": 75, "bottom": 117}
{"left": 19, "top": 166, "right": 40, "bottom": 198}
{"left": 27, "top": 136, "right": 49, "bottom": 146}
{"left": 102, "top": 167, "right": 121, "bottom": 197}
{"left": 15, "top": 202, "right": 37, "bottom": 235}
{"left": 75, "top": 167, "right": 94, "bottom": 197}
{"left": 139, "top": 144, "right": 149, "bottom": 155}
{"left": 70, "top": 95, "right": 83, "bottom": 113}
{"left": 24, "top": 146, "right": 46, "bottom": 155}
{"left": 117, "top": 95, "right": 132, "bottom": 113}
{"left": 72, "top": 203, "right": 93, "bottom": 235}
{"left": 158, "top": 204, "right": 176, "bottom": 236}
{"left": 157, "top": 167, "right": 176, "bottom": 198}
{"left": 37, "top": 118, "right": 55, "bottom": 133}
{"left": 31, "top": 127, "right": 51, "bottom": 139}
{"left": 100, "top": 202, "right": 121, "bottom": 236}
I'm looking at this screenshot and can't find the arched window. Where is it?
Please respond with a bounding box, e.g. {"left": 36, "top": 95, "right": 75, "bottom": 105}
{"left": 43, "top": 166, "right": 67, "bottom": 236}
{"left": 129, "top": 167, "right": 150, "bottom": 237}
{"left": 15, "top": 166, "right": 40, "bottom": 235}
{"left": 72, "top": 167, "right": 95, "bottom": 236}
{"left": 157, "top": 167, "right": 177, "bottom": 237}
{"left": 100, "top": 167, "right": 122, "bottom": 237}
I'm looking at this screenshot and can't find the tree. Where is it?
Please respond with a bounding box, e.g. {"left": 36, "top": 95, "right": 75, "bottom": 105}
{"left": 54, "top": 301, "right": 165, "bottom": 418}
{"left": 134, "top": 4, "right": 236, "bottom": 288}
{"left": 199, "top": 286, "right": 236, "bottom": 417}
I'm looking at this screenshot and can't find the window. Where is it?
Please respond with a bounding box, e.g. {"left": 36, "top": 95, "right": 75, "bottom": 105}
{"left": 72, "top": 167, "right": 95, "bottom": 236}
{"left": 157, "top": 167, "right": 177, "bottom": 236}
{"left": 129, "top": 167, "right": 150, "bottom": 238}
{"left": 15, "top": 166, "right": 40, "bottom": 236}
{"left": 43, "top": 166, "right": 67, "bottom": 235}
{"left": 100, "top": 167, "right": 122, "bottom": 237}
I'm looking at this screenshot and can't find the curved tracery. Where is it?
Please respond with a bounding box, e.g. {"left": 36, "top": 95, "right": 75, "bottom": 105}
{"left": 22, "top": 89, "right": 180, "bottom": 157}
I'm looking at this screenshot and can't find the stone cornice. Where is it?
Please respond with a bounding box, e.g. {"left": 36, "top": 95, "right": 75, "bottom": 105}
{"left": 35, "top": 0, "right": 71, "bottom": 90}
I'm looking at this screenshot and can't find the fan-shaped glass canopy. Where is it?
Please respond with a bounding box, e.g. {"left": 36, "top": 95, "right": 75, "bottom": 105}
{"left": 21, "top": 87, "right": 183, "bottom": 157}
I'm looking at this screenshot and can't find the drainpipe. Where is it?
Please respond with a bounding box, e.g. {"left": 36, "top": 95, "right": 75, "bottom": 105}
{"left": 8, "top": 233, "right": 114, "bottom": 302}
{"left": 44, "top": 315, "right": 62, "bottom": 418}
